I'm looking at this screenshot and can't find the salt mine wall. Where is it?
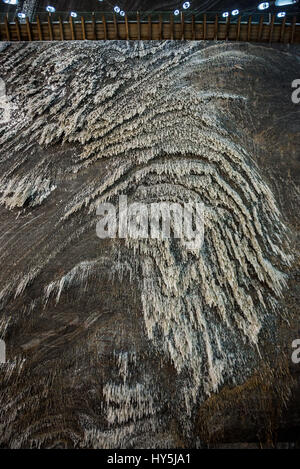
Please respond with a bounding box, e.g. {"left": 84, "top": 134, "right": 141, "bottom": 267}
{"left": 0, "top": 40, "right": 299, "bottom": 448}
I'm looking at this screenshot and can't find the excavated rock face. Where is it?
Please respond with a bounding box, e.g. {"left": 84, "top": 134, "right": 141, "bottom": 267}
{"left": 0, "top": 41, "right": 299, "bottom": 448}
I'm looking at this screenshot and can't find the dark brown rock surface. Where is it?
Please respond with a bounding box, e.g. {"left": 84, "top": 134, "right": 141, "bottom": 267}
{"left": 0, "top": 41, "right": 299, "bottom": 449}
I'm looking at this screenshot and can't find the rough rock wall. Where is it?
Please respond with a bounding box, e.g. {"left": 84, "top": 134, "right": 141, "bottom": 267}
{"left": 0, "top": 41, "right": 299, "bottom": 448}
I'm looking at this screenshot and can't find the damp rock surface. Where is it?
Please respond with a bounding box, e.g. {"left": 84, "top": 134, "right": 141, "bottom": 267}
{"left": 0, "top": 41, "right": 299, "bottom": 449}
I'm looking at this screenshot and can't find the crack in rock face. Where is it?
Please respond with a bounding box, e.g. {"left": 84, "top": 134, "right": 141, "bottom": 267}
{"left": 0, "top": 41, "right": 296, "bottom": 448}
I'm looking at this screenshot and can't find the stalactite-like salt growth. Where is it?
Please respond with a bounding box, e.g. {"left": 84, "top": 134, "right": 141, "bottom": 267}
{"left": 0, "top": 174, "right": 56, "bottom": 209}
{"left": 103, "top": 382, "right": 156, "bottom": 425}
{"left": 0, "top": 41, "right": 295, "bottom": 447}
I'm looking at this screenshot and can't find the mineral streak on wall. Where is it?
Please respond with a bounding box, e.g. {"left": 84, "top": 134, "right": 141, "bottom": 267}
{"left": 0, "top": 41, "right": 299, "bottom": 448}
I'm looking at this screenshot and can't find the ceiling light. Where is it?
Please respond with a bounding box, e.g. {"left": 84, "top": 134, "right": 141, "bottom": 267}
{"left": 258, "top": 2, "right": 270, "bottom": 9}
{"left": 275, "top": 0, "right": 297, "bottom": 5}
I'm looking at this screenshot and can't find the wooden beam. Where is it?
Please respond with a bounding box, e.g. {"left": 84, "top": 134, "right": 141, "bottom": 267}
{"left": 102, "top": 15, "right": 107, "bottom": 40}
{"left": 247, "top": 16, "right": 252, "bottom": 42}
{"left": 137, "top": 11, "right": 141, "bottom": 40}
{"left": 91, "top": 13, "right": 96, "bottom": 40}
{"left": 236, "top": 15, "right": 241, "bottom": 41}
{"left": 148, "top": 15, "right": 152, "bottom": 40}
{"left": 290, "top": 16, "right": 296, "bottom": 44}
{"left": 269, "top": 14, "right": 275, "bottom": 43}
{"left": 36, "top": 15, "right": 43, "bottom": 41}
{"left": 81, "top": 16, "right": 86, "bottom": 40}
{"left": 192, "top": 14, "right": 195, "bottom": 40}
{"left": 280, "top": 17, "right": 286, "bottom": 43}
{"left": 4, "top": 16, "right": 10, "bottom": 41}
{"left": 125, "top": 14, "right": 129, "bottom": 40}
{"left": 225, "top": 15, "right": 230, "bottom": 41}
{"left": 203, "top": 13, "right": 207, "bottom": 40}
{"left": 14, "top": 16, "right": 21, "bottom": 41}
{"left": 69, "top": 15, "right": 75, "bottom": 40}
{"left": 257, "top": 16, "right": 264, "bottom": 42}
{"left": 48, "top": 14, "right": 53, "bottom": 41}
{"left": 159, "top": 14, "right": 162, "bottom": 40}
{"left": 26, "top": 17, "right": 32, "bottom": 41}
{"left": 59, "top": 17, "right": 64, "bottom": 40}
{"left": 113, "top": 13, "right": 118, "bottom": 39}
{"left": 214, "top": 14, "right": 218, "bottom": 41}
{"left": 170, "top": 14, "right": 173, "bottom": 40}
{"left": 1, "top": 15, "right": 300, "bottom": 44}
{"left": 181, "top": 12, "right": 185, "bottom": 40}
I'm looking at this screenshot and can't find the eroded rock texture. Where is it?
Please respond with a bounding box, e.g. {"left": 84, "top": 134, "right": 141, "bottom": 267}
{"left": 0, "top": 41, "right": 299, "bottom": 448}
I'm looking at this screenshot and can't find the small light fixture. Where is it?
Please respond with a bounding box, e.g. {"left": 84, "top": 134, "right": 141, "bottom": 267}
{"left": 275, "top": 0, "right": 296, "bottom": 5}
{"left": 222, "top": 12, "right": 229, "bottom": 17}
{"left": 70, "top": 11, "right": 77, "bottom": 18}
{"left": 258, "top": 2, "right": 270, "bottom": 9}
{"left": 183, "top": 1, "right": 191, "bottom": 8}
{"left": 17, "top": 12, "right": 26, "bottom": 18}
{"left": 3, "top": 0, "right": 18, "bottom": 4}
{"left": 277, "top": 11, "right": 286, "bottom": 16}
{"left": 46, "top": 6, "right": 55, "bottom": 13}
{"left": 114, "top": 6, "right": 120, "bottom": 13}
{"left": 119, "top": 10, "right": 125, "bottom": 16}
{"left": 174, "top": 9, "right": 180, "bottom": 15}
{"left": 232, "top": 9, "right": 239, "bottom": 15}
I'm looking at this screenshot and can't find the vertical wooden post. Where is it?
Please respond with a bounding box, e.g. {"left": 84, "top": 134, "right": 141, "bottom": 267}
{"left": 58, "top": 17, "right": 64, "bottom": 41}
{"left": 147, "top": 15, "right": 152, "bottom": 40}
{"left": 181, "top": 12, "right": 184, "bottom": 40}
{"left": 4, "top": 16, "right": 10, "bottom": 41}
{"left": 257, "top": 16, "right": 264, "bottom": 42}
{"left": 203, "top": 13, "right": 207, "bottom": 40}
{"left": 170, "top": 13, "right": 173, "bottom": 40}
{"left": 192, "top": 14, "right": 195, "bottom": 40}
{"left": 36, "top": 15, "right": 43, "bottom": 40}
{"left": 125, "top": 14, "right": 129, "bottom": 40}
{"left": 102, "top": 14, "right": 107, "bottom": 40}
{"left": 159, "top": 14, "right": 162, "bottom": 40}
{"left": 81, "top": 16, "right": 86, "bottom": 40}
{"left": 59, "top": 17, "right": 64, "bottom": 40}
{"left": 91, "top": 13, "right": 96, "bottom": 40}
{"left": 280, "top": 17, "right": 286, "bottom": 43}
{"left": 247, "top": 16, "right": 252, "bottom": 41}
{"left": 137, "top": 11, "right": 141, "bottom": 40}
{"left": 225, "top": 15, "right": 230, "bottom": 41}
{"left": 236, "top": 15, "right": 241, "bottom": 41}
{"left": 214, "top": 14, "right": 218, "bottom": 40}
{"left": 69, "top": 15, "right": 75, "bottom": 40}
{"left": 48, "top": 13, "right": 53, "bottom": 40}
{"left": 26, "top": 17, "right": 32, "bottom": 41}
{"left": 269, "top": 14, "right": 275, "bottom": 43}
{"left": 15, "top": 16, "right": 21, "bottom": 41}
{"left": 290, "top": 16, "right": 296, "bottom": 44}
{"left": 113, "top": 13, "right": 118, "bottom": 39}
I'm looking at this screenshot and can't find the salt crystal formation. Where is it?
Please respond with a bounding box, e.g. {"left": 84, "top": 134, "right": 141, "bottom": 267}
{"left": 0, "top": 41, "right": 299, "bottom": 448}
